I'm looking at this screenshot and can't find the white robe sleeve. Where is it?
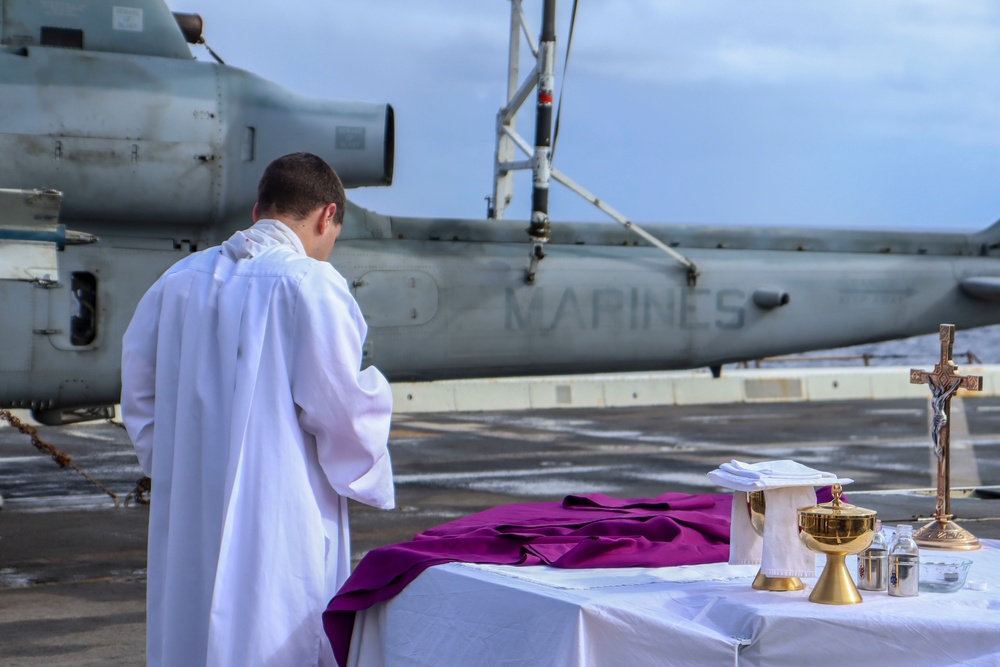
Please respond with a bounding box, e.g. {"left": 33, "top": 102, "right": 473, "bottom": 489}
{"left": 120, "top": 279, "right": 163, "bottom": 476}
{"left": 291, "top": 264, "right": 394, "bottom": 509}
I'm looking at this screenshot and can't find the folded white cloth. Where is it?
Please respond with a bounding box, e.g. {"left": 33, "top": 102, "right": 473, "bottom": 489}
{"left": 760, "top": 486, "right": 817, "bottom": 578}
{"left": 729, "top": 491, "right": 762, "bottom": 566}
{"left": 720, "top": 459, "right": 836, "bottom": 480}
{"left": 708, "top": 459, "right": 852, "bottom": 492}
{"left": 726, "top": 487, "right": 817, "bottom": 578}
{"left": 714, "top": 460, "right": 840, "bottom": 578}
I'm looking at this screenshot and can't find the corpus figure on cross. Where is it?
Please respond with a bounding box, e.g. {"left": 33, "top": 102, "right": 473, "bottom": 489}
{"left": 909, "top": 323, "right": 982, "bottom": 550}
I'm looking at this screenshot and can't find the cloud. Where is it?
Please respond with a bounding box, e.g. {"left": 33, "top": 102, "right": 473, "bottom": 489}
{"left": 571, "top": 1, "right": 1000, "bottom": 87}
{"left": 163, "top": 0, "right": 1000, "bottom": 229}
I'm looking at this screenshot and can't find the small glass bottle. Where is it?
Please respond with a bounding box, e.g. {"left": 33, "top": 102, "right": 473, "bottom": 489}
{"left": 888, "top": 524, "right": 919, "bottom": 597}
{"left": 886, "top": 524, "right": 902, "bottom": 555}
{"left": 858, "top": 519, "right": 888, "bottom": 591}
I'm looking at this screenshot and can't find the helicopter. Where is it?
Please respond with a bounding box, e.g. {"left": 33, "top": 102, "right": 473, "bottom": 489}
{"left": 2, "top": 0, "right": 1000, "bottom": 426}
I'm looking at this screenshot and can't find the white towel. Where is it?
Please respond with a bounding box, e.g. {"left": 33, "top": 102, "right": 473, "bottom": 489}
{"left": 712, "top": 460, "right": 833, "bottom": 578}
{"left": 721, "top": 459, "right": 837, "bottom": 480}
{"left": 707, "top": 467, "right": 853, "bottom": 492}
{"left": 725, "top": 487, "right": 817, "bottom": 577}
{"left": 728, "top": 491, "right": 762, "bottom": 566}
{"left": 760, "top": 486, "right": 817, "bottom": 578}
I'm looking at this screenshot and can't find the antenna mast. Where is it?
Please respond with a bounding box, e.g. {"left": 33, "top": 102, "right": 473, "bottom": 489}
{"left": 490, "top": 0, "right": 698, "bottom": 285}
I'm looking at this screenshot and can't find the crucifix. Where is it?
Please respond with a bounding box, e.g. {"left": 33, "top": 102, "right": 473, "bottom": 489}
{"left": 909, "top": 323, "right": 983, "bottom": 550}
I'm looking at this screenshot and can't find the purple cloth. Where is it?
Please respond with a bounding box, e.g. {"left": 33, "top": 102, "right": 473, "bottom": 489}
{"left": 323, "top": 492, "right": 732, "bottom": 667}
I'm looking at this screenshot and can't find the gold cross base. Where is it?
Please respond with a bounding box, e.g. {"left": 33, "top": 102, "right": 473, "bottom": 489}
{"left": 913, "top": 516, "right": 981, "bottom": 551}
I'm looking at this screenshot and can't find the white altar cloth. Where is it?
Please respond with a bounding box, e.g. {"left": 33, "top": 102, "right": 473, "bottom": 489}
{"left": 347, "top": 539, "right": 1000, "bottom": 667}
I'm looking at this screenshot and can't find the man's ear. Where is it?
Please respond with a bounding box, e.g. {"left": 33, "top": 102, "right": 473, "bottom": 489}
{"left": 321, "top": 202, "right": 338, "bottom": 231}
{"left": 252, "top": 202, "right": 261, "bottom": 223}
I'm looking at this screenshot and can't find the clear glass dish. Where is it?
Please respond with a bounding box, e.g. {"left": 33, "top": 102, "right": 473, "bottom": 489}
{"left": 918, "top": 557, "right": 973, "bottom": 593}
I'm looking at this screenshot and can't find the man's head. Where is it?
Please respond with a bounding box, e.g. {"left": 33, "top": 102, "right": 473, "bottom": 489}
{"left": 253, "top": 152, "right": 346, "bottom": 260}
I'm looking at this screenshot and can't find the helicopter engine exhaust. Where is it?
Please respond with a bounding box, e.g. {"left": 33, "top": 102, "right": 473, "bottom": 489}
{"left": 0, "top": 42, "right": 394, "bottom": 228}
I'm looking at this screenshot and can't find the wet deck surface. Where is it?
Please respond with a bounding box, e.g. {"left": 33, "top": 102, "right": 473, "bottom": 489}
{"left": 2, "top": 397, "right": 1000, "bottom": 665}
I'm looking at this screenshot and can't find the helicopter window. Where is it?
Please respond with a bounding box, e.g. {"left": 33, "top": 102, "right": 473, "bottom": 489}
{"left": 40, "top": 27, "right": 84, "bottom": 50}
{"left": 70, "top": 272, "right": 97, "bottom": 347}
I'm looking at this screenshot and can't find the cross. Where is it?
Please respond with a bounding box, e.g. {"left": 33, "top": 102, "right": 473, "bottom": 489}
{"left": 910, "top": 324, "right": 982, "bottom": 540}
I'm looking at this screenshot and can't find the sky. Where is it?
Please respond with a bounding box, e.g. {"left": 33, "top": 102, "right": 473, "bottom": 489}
{"left": 166, "top": 0, "right": 1000, "bottom": 232}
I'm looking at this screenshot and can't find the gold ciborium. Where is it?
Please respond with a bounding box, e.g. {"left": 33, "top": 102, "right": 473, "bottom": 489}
{"left": 798, "top": 484, "right": 876, "bottom": 605}
{"left": 747, "top": 491, "right": 804, "bottom": 591}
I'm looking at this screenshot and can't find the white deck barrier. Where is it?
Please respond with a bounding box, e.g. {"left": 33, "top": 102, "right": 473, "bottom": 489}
{"left": 5, "top": 366, "right": 998, "bottom": 424}
{"left": 390, "top": 365, "right": 1000, "bottom": 413}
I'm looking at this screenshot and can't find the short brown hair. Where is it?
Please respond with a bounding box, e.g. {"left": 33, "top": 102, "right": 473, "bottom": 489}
{"left": 256, "top": 152, "right": 346, "bottom": 224}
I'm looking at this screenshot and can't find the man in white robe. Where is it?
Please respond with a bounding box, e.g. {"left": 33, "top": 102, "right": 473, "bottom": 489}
{"left": 121, "top": 153, "right": 394, "bottom": 667}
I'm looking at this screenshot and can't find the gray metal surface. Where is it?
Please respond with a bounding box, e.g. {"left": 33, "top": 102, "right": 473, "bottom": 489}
{"left": 3, "top": 0, "right": 191, "bottom": 58}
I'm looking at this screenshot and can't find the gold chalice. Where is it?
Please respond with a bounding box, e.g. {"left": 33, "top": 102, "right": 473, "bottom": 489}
{"left": 747, "top": 491, "right": 804, "bottom": 591}
{"left": 797, "top": 484, "right": 876, "bottom": 605}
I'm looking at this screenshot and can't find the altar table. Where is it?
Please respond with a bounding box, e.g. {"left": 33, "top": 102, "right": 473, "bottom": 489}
{"left": 346, "top": 540, "right": 1000, "bottom": 667}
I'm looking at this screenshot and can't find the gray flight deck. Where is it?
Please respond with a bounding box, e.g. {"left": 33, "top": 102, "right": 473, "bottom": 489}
{"left": 2, "top": 387, "right": 1000, "bottom": 665}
